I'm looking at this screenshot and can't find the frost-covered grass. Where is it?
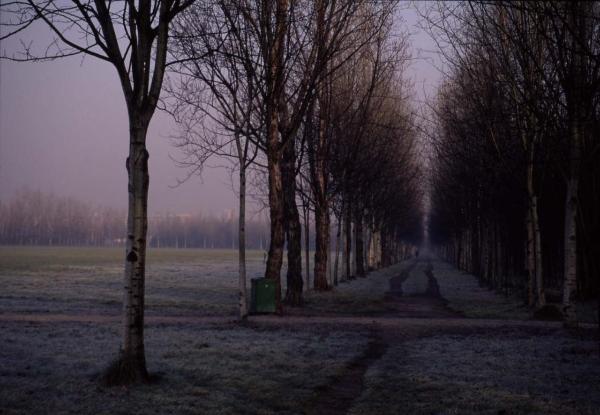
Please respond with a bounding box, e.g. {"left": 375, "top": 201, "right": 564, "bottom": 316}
{"left": 302, "top": 260, "right": 415, "bottom": 315}
{"left": 3, "top": 247, "right": 598, "bottom": 414}
{"left": 0, "top": 320, "right": 369, "bottom": 414}
{"left": 0, "top": 246, "right": 268, "bottom": 316}
{"left": 0, "top": 246, "right": 256, "bottom": 271}
{"left": 432, "top": 258, "right": 532, "bottom": 320}
{"left": 350, "top": 328, "right": 600, "bottom": 415}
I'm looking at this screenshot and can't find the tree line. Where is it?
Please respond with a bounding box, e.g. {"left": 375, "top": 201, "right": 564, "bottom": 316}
{"left": 2, "top": 0, "right": 422, "bottom": 383}
{"left": 426, "top": 1, "right": 600, "bottom": 327}
{"left": 0, "top": 189, "right": 274, "bottom": 249}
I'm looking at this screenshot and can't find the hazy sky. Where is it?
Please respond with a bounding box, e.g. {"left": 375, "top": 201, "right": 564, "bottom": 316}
{"left": 0, "top": 4, "right": 440, "bottom": 215}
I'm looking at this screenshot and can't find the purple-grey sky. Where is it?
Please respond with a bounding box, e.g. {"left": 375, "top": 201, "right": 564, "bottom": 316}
{"left": 0, "top": 3, "right": 440, "bottom": 215}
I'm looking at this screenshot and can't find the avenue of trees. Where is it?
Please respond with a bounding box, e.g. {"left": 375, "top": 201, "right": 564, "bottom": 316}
{"left": 1, "top": 0, "right": 422, "bottom": 383}
{"left": 427, "top": 1, "right": 600, "bottom": 327}
{"left": 163, "top": 0, "right": 422, "bottom": 312}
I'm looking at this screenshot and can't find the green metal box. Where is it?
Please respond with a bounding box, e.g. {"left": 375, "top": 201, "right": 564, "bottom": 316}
{"left": 250, "top": 278, "right": 276, "bottom": 314}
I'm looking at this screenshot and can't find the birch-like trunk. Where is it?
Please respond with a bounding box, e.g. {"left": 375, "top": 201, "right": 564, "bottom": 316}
{"left": 121, "top": 125, "right": 150, "bottom": 381}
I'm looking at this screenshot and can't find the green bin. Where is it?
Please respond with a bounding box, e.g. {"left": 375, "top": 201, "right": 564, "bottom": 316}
{"left": 250, "top": 278, "right": 276, "bottom": 314}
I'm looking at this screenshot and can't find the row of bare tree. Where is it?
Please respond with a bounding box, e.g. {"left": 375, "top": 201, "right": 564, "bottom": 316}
{"left": 165, "top": 0, "right": 422, "bottom": 308}
{"left": 0, "top": 189, "right": 274, "bottom": 249}
{"left": 426, "top": 1, "right": 600, "bottom": 327}
{"left": 1, "top": 0, "right": 422, "bottom": 383}
{"left": 0, "top": 190, "right": 124, "bottom": 246}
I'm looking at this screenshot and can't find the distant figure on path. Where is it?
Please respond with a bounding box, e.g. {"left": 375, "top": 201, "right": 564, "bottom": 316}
{"left": 415, "top": 249, "right": 419, "bottom": 258}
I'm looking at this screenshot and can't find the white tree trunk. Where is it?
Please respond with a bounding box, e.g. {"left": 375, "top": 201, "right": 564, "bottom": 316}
{"left": 121, "top": 126, "right": 150, "bottom": 380}
{"left": 304, "top": 205, "right": 310, "bottom": 291}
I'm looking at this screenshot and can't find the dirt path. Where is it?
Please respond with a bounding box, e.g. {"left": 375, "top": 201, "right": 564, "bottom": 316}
{"left": 383, "top": 258, "right": 461, "bottom": 319}
{"left": 296, "top": 257, "right": 596, "bottom": 414}
{"left": 304, "top": 257, "right": 501, "bottom": 414}
{"left": 307, "top": 327, "right": 387, "bottom": 415}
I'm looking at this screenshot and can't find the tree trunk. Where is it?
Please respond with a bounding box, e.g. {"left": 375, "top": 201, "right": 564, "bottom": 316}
{"left": 313, "top": 197, "right": 330, "bottom": 290}
{"left": 526, "top": 208, "right": 536, "bottom": 306}
{"left": 118, "top": 125, "right": 150, "bottom": 383}
{"left": 303, "top": 203, "right": 310, "bottom": 291}
{"left": 526, "top": 142, "right": 545, "bottom": 308}
{"left": 333, "top": 213, "right": 342, "bottom": 286}
{"left": 263, "top": 0, "right": 288, "bottom": 313}
{"left": 381, "top": 231, "right": 388, "bottom": 268}
{"left": 531, "top": 194, "right": 545, "bottom": 307}
{"left": 311, "top": 83, "right": 330, "bottom": 291}
{"left": 238, "top": 165, "right": 248, "bottom": 320}
{"left": 355, "top": 207, "right": 365, "bottom": 277}
{"left": 373, "top": 229, "right": 381, "bottom": 268}
{"left": 265, "top": 148, "right": 285, "bottom": 312}
{"left": 283, "top": 139, "right": 303, "bottom": 306}
{"left": 364, "top": 226, "right": 370, "bottom": 271}
{"left": 563, "top": 121, "right": 580, "bottom": 327}
{"left": 344, "top": 203, "right": 352, "bottom": 278}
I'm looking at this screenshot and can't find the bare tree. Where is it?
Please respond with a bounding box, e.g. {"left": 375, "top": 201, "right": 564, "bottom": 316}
{"left": 166, "top": 1, "right": 262, "bottom": 319}
{"left": 1, "top": 0, "right": 194, "bottom": 383}
{"left": 425, "top": 1, "right": 600, "bottom": 330}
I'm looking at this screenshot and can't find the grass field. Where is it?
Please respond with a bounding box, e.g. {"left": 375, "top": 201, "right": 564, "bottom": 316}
{"left": 1, "top": 246, "right": 599, "bottom": 414}
{"left": 0, "top": 246, "right": 264, "bottom": 271}
{"left": 0, "top": 246, "right": 268, "bottom": 317}
{"left": 0, "top": 246, "right": 372, "bottom": 414}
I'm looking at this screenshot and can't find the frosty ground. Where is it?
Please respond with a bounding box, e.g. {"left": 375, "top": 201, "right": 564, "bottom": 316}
{"left": 1, "top": 247, "right": 599, "bottom": 414}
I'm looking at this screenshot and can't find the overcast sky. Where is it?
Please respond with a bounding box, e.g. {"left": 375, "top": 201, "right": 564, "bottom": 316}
{"left": 0, "top": 3, "right": 441, "bottom": 215}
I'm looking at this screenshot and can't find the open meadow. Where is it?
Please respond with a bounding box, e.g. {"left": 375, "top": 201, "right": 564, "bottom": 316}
{"left": 0, "top": 246, "right": 269, "bottom": 317}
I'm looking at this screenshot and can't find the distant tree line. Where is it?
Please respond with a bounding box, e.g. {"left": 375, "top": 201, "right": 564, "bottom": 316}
{"left": 0, "top": 190, "right": 124, "bottom": 246}
{"left": 0, "top": 189, "right": 274, "bottom": 250}
{"left": 149, "top": 211, "right": 271, "bottom": 250}
{"left": 426, "top": 1, "right": 600, "bottom": 326}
